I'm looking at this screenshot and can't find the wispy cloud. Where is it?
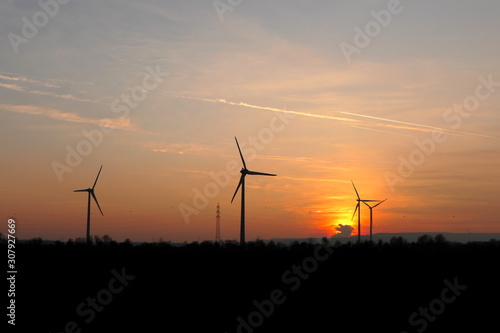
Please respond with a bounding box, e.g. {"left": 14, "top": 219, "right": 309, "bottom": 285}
{"left": 0, "top": 72, "right": 95, "bottom": 87}
{"left": 132, "top": 2, "right": 185, "bottom": 21}
{"left": 144, "top": 141, "right": 214, "bottom": 155}
{"left": 350, "top": 126, "right": 417, "bottom": 138}
{"left": 257, "top": 155, "right": 350, "bottom": 171}
{"left": 0, "top": 104, "right": 135, "bottom": 131}
{"left": 0, "top": 73, "right": 59, "bottom": 88}
{"left": 0, "top": 72, "right": 95, "bottom": 103}
{"left": 280, "top": 176, "right": 348, "bottom": 183}
{"left": 0, "top": 82, "right": 24, "bottom": 92}
{"left": 257, "top": 155, "right": 318, "bottom": 163}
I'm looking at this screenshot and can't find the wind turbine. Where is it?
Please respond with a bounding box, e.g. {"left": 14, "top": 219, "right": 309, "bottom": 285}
{"left": 362, "top": 198, "right": 388, "bottom": 242}
{"left": 231, "top": 137, "right": 276, "bottom": 244}
{"left": 74, "top": 165, "right": 104, "bottom": 245}
{"left": 351, "top": 180, "right": 379, "bottom": 243}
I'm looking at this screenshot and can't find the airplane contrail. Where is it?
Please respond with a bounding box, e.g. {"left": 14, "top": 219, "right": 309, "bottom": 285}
{"left": 170, "top": 94, "right": 498, "bottom": 139}
{"left": 172, "top": 95, "right": 359, "bottom": 123}
{"left": 341, "top": 111, "right": 499, "bottom": 139}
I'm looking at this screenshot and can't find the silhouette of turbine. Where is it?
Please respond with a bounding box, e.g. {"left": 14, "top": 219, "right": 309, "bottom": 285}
{"left": 231, "top": 137, "right": 276, "bottom": 244}
{"left": 351, "top": 180, "right": 379, "bottom": 243}
{"left": 74, "top": 165, "right": 104, "bottom": 245}
{"left": 362, "top": 198, "right": 388, "bottom": 242}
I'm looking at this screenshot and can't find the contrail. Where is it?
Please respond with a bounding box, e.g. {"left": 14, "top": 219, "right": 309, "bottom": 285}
{"left": 170, "top": 95, "right": 359, "bottom": 123}
{"left": 170, "top": 95, "right": 498, "bottom": 139}
{"left": 342, "top": 111, "right": 499, "bottom": 139}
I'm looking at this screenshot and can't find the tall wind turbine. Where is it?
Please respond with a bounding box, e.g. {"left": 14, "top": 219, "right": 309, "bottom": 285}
{"left": 351, "top": 180, "right": 379, "bottom": 243}
{"left": 362, "top": 199, "right": 388, "bottom": 242}
{"left": 74, "top": 165, "right": 104, "bottom": 245}
{"left": 231, "top": 137, "right": 276, "bottom": 244}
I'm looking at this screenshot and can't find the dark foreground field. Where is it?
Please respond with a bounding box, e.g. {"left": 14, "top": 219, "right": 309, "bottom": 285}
{"left": 8, "top": 238, "right": 500, "bottom": 332}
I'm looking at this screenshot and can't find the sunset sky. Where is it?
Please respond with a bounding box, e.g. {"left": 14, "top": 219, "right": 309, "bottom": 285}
{"left": 1, "top": 0, "right": 499, "bottom": 242}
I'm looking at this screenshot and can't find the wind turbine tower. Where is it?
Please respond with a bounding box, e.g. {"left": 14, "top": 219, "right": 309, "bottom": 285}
{"left": 74, "top": 165, "right": 104, "bottom": 245}
{"left": 351, "top": 180, "right": 379, "bottom": 243}
{"left": 362, "top": 199, "right": 388, "bottom": 242}
{"left": 231, "top": 137, "right": 276, "bottom": 244}
{"left": 215, "top": 202, "right": 221, "bottom": 243}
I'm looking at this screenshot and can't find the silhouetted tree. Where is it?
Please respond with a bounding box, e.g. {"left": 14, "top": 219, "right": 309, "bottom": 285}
{"left": 333, "top": 240, "right": 343, "bottom": 248}
{"left": 102, "top": 234, "right": 112, "bottom": 245}
{"left": 121, "top": 238, "right": 133, "bottom": 247}
{"left": 417, "top": 234, "right": 434, "bottom": 245}
{"left": 94, "top": 235, "right": 103, "bottom": 245}
{"left": 253, "top": 239, "right": 266, "bottom": 248}
{"left": 434, "top": 234, "right": 447, "bottom": 244}
{"left": 390, "top": 236, "right": 407, "bottom": 246}
{"left": 200, "top": 240, "right": 214, "bottom": 249}
{"left": 267, "top": 240, "right": 277, "bottom": 248}
{"left": 28, "top": 237, "right": 43, "bottom": 245}
{"left": 223, "top": 240, "right": 238, "bottom": 249}
{"left": 75, "top": 237, "right": 86, "bottom": 245}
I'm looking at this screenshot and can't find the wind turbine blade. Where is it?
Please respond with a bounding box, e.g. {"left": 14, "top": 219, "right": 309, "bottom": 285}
{"left": 373, "top": 198, "right": 388, "bottom": 208}
{"left": 247, "top": 170, "right": 277, "bottom": 176}
{"left": 351, "top": 180, "right": 360, "bottom": 199}
{"left": 362, "top": 200, "right": 379, "bottom": 202}
{"left": 362, "top": 201, "right": 372, "bottom": 208}
{"left": 234, "top": 137, "right": 247, "bottom": 169}
{"left": 91, "top": 191, "right": 104, "bottom": 216}
{"left": 231, "top": 174, "right": 244, "bottom": 203}
{"left": 74, "top": 189, "right": 89, "bottom": 192}
{"left": 92, "top": 165, "right": 103, "bottom": 190}
{"left": 351, "top": 203, "right": 359, "bottom": 221}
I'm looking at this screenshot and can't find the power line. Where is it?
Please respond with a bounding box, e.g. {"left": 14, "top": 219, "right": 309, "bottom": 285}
{"left": 215, "top": 202, "right": 221, "bottom": 243}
